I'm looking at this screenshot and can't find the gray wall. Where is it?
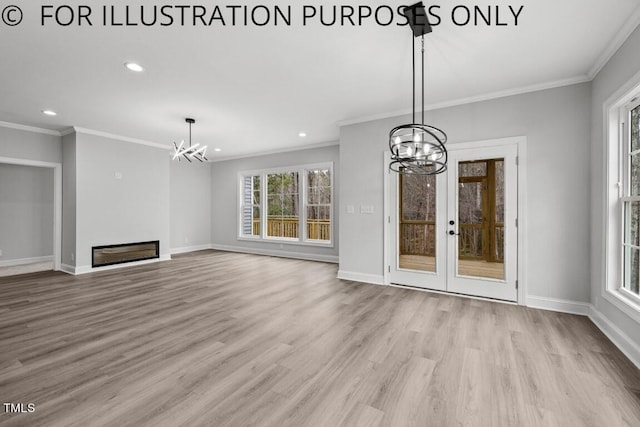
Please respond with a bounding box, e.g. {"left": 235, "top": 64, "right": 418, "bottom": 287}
{"left": 0, "top": 126, "right": 61, "bottom": 163}
{"left": 170, "top": 160, "right": 212, "bottom": 251}
{"left": 62, "top": 133, "right": 76, "bottom": 267}
{"left": 74, "top": 132, "right": 171, "bottom": 269}
{"left": 590, "top": 25, "right": 640, "bottom": 349}
{"left": 340, "top": 82, "right": 592, "bottom": 303}
{"left": 0, "top": 124, "right": 210, "bottom": 271}
{"left": 0, "top": 164, "right": 54, "bottom": 262}
{"left": 210, "top": 145, "right": 339, "bottom": 262}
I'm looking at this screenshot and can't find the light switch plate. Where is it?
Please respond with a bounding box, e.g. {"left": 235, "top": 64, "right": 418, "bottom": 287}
{"left": 360, "top": 205, "right": 374, "bottom": 214}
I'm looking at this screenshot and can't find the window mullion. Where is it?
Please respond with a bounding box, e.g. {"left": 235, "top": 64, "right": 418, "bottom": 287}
{"left": 622, "top": 242, "right": 640, "bottom": 250}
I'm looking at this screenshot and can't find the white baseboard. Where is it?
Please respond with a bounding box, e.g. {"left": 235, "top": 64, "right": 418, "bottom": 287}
{"left": 72, "top": 255, "right": 171, "bottom": 275}
{"left": 210, "top": 244, "right": 339, "bottom": 264}
{"left": 589, "top": 305, "right": 640, "bottom": 370}
{"left": 170, "top": 244, "right": 213, "bottom": 255}
{"left": 60, "top": 263, "right": 75, "bottom": 275}
{"left": 337, "top": 270, "right": 385, "bottom": 285}
{"left": 526, "top": 295, "right": 591, "bottom": 315}
{"left": 0, "top": 255, "right": 53, "bottom": 267}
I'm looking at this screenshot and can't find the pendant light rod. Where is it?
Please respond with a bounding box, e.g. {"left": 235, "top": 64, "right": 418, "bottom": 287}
{"left": 186, "top": 118, "right": 195, "bottom": 148}
{"left": 421, "top": 35, "right": 425, "bottom": 126}
{"left": 411, "top": 24, "right": 426, "bottom": 126}
{"left": 412, "top": 31, "right": 416, "bottom": 125}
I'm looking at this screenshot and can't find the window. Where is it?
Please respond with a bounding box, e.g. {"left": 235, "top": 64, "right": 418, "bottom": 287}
{"left": 240, "top": 175, "right": 261, "bottom": 237}
{"left": 267, "top": 172, "right": 299, "bottom": 239}
{"left": 239, "top": 163, "right": 333, "bottom": 246}
{"left": 622, "top": 101, "right": 640, "bottom": 298}
{"left": 606, "top": 80, "right": 640, "bottom": 320}
{"left": 306, "top": 169, "right": 331, "bottom": 241}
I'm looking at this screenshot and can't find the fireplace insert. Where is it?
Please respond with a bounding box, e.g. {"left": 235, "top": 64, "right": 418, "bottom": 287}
{"left": 92, "top": 240, "right": 159, "bottom": 268}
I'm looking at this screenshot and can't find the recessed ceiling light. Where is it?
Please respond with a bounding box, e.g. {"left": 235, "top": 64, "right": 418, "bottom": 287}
{"left": 298, "top": 132, "right": 307, "bottom": 137}
{"left": 125, "top": 62, "right": 144, "bottom": 72}
{"left": 42, "top": 110, "right": 57, "bottom": 116}
{"left": 214, "top": 148, "right": 222, "bottom": 152}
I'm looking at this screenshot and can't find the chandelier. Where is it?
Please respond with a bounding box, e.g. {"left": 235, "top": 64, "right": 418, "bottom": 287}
{"left": 172, "top": 118, "right": 208, "bottom": 162}
{"left": 389, "top": 2, "right": 447, "bottom": 175}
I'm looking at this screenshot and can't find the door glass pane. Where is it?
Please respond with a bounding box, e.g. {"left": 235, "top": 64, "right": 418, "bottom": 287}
{"left": 495, "top": 160, "right": 505, "bottom": 262}
{"left": 459, "top": 161, "right": 487, "bottom": 177}
{"left": 399, "top": 173, "right": 436, "bottom": 272}
{"left": 457, "top": 159, "right": 505, "bottom": 280}
{"left": 458, "top": 181, "right": 484, "bottom": 258}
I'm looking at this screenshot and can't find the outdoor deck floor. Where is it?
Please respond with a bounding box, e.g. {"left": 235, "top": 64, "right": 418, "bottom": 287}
{"left": 399, "top": 255, "right": 505, "bottom": 280}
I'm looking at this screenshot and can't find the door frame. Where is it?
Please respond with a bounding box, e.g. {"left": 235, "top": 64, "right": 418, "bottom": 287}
{"left": 383, "top": 136, "right": 528, "bottom": 305}
{"left": 0, "top": 156, "right": 63, "bottom": 272}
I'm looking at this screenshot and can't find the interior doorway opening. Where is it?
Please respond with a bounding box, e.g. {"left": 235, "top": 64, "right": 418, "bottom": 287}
{"left": 0, "top": 157, "right": 62, "bottom": 276}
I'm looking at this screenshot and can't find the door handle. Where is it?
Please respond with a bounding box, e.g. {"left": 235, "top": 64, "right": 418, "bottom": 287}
{"left": 448, "top": 230, "right": 459, "bottom": 236}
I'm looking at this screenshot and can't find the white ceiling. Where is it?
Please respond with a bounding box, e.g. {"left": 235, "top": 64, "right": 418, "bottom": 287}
{"left": 2, "top": 0, "right": 640, "bottom": 159}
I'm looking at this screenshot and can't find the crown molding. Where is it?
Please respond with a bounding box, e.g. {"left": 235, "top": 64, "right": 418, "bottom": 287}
{"left": 72, "top": 127, "right": 168, "bottom": 150}
{"left": 0, "top": 120, "right": 61, "bottom": 136}
{"left": 588, "top": 5, "right": 640, "bottom": 79}
{"left": 337, "top": 74, "right": 591, "bottom": 127}
{"left": 60, "top": 127, "right": 75, "bottom": 136}
{"left": 209, "top": 140, "right": 339, "bottom": 163}
{"left": 0, "top": 121, "right": 168, "bottom": 151}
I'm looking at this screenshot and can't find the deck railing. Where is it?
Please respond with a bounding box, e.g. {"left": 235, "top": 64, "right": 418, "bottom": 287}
{"left": 400, "top": 221, "right": 436, "bottom": 256}
{"left": 400, "top": 221, "right": 504, "bottom": 262}
{"left": 253, "top": 218, "right": 331, "bottom": 240}
{"left": 458, "top": 223, "right": 504, "bottom": 261}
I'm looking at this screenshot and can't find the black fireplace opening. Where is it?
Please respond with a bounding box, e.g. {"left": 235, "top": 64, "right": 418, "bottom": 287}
{"left": 92, "top": 240, "right": 160, "bottom": 268}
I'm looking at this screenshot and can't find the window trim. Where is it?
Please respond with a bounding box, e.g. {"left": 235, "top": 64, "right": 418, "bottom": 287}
{"left": 237, "top": 162, "right": 334, "bottom": 247}
{"left": 604, "top": 74, "right": 640, "bottom": 323}
{"left": 620, "top": 99, "right": 640, "bottom": 304}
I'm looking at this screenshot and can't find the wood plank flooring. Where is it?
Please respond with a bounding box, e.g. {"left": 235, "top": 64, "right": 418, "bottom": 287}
{"left": 1, "top": 250, "right": 639, "bottom": 426}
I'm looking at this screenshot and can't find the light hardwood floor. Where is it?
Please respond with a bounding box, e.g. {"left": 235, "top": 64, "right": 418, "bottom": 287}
{"left": 1, "top": 250, "right": 639, "bottom": 426}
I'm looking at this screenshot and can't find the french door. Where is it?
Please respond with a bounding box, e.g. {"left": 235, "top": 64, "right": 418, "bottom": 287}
{"left": 388, "top": 143, "right": 518, "bottom": 302}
